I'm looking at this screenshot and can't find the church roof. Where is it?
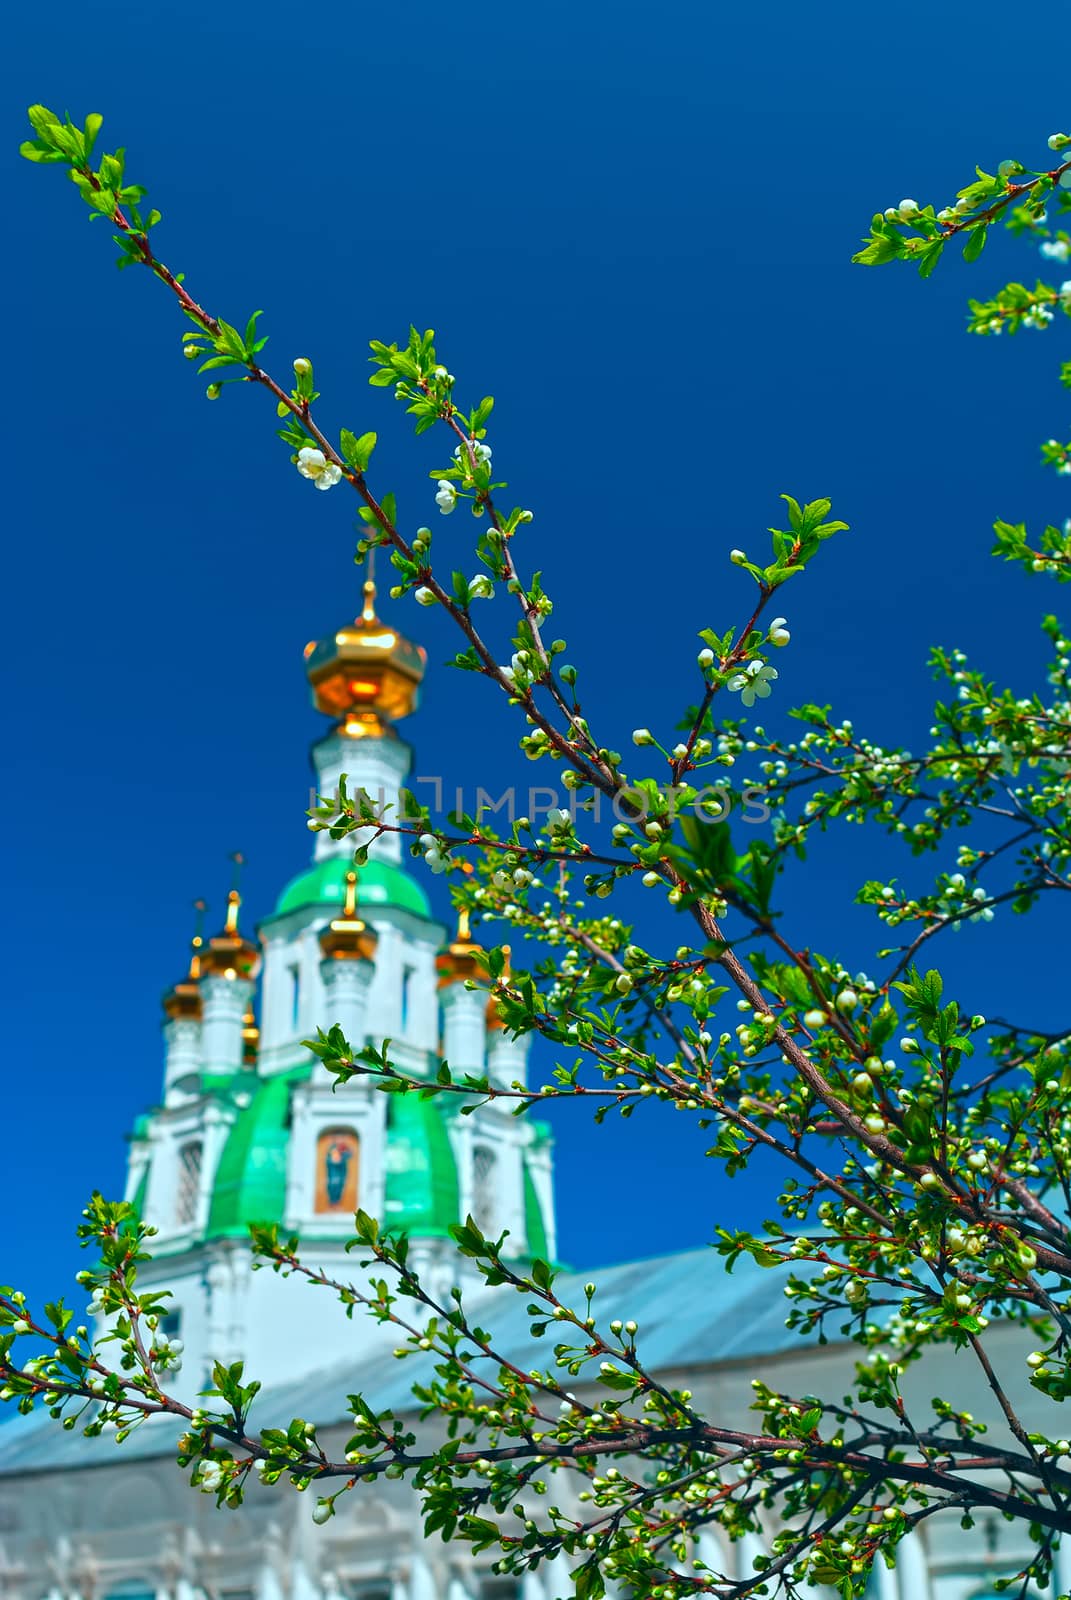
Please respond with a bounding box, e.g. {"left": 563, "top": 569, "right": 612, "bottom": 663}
{"left": 0, "top": 1246, "right": 821, "bottom": 1477}
{"left": 271, "top": 856, "right": 431, "bottom": 921}
{"left": 205, "top": 1069, "right": 310, "bottom": 1241}
{"left": 382, "top": 1096, "right": 461, "bottom": 1236}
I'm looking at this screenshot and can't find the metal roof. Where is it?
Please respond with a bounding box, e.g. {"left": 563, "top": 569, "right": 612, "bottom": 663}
{"left": 0, "top": 1245, "right": 816, "bottom": 1477}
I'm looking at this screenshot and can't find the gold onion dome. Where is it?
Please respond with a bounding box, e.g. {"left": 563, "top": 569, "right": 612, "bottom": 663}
{"left": 436, "top": 904, "right": 491, "bottom": 989}
{"left": 199, "top": 889, "right": 260, "bottom": 982}
{"left": 162, "top": 900, "right": 207, "bottom": 1021}
{"left": 319, "top": 871, "right": 378, "bottom": 962}
{"left": 303, "top": 579, "right": 426, "bottom": 735}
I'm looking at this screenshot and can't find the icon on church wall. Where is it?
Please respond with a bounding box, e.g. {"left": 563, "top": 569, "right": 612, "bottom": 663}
{"left": 315, "top": 1129, "right": 360, "bottom": 1213}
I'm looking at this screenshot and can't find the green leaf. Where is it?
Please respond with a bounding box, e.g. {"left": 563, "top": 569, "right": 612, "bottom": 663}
{"left": 918, "top": 239, "right": 945, "bottom": 279}
{"left": 963, "top": 224, "right": 988, "bottom": 263}
{"left": 340, "top": 429, "right": 377, "bottom": 471}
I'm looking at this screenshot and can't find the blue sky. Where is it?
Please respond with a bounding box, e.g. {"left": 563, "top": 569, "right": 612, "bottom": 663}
{"left": 2, "top": 0, "right": 1069, "bottom": 1315}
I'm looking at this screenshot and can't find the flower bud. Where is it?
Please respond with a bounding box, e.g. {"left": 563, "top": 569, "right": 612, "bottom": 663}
{"left": 206, "top": 382, "right": 222, "bottom": 400}
{"left": 293, "top": 357, "right": 312, "bottom": 376}
{"left": 632, "top": 728, "right": 654, "bottom": 746}
{"left": 729, "top": 548, "right": 747, "bottom": 565}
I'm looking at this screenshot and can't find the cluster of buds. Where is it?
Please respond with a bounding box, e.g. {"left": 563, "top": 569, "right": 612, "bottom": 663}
{"left": 418, "top": 832, "right": 448, "bottom": 875}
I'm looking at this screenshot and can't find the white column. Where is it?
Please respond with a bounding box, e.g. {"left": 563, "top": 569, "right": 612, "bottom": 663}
{"left": 312, "top": 730, "right": 412, "bottom": 864}
{"left": 408, "top": 1556, "right": 437, "bottom": 1600}
{"left": 200, "top": 975, "right": 254, "bottom": 1072}
{"left": 164, "top": 1017, "right": 201, "bottom": 1100}
{"left": 487, "top": 1030, "right": 529, "bottom": 1088}
{"left": 256, "top": 1567, "right": 285, "bottom": 1600}
{"left": 227, "top": 1250, "right": 251, "bottom": 1366}
{"left": 197, "top": 1101, "right": 235, "bottom": 1236}
{"left": 1056, "top": 1533, "right": 1071, "bottom": 1599}
{"left": 874, "top": 1552, "right": 897, "bottom": 1600}
{"left": 290, "top": 1562, "right": 320, "bottom": 1600}
{"left": 320, "top": 957, "right": 374, "bottom": 1046}
{"left": 737, "top": 1532, "right": 766, "bottom": 1585}
{"left": 542, "top": 1555, "right": 573, "bottom": 1600}
{"left": 206, "top": 1256, "right": 232, "bottom": 1365}
{"left": 894, "top": 1532, "right": 930, "bottom": 1600}
{"left": 442, "top": 985, "right": 487, "bottom": 1075}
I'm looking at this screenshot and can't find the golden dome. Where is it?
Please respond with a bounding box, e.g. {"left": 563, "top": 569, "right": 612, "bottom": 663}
{"left": 319, "top": 870, "right": 379, "bottom": 962}
{"left": 436, "top": 904, "right": 491, "bottom": 989}
{"left": 162, "top": 901, "right": 206, "bottom": 1021}
{"left": 199, "top": 889, "right": 260, "bottom": 982}
{"left": 304, "top": 580, "right": 426, "bottom": 730}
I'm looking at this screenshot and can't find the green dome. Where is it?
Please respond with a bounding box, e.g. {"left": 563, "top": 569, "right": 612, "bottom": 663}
{"left": 205, "top": 1070, "right": 308, "bottom": 1240}
{"left": 383, "top": 1097, "right": 460, "bottom": 1237}
{"left": 273, "top": 855, "right": 431, "bottom": 920}
{"left": 524, "top": 1162, "right": 549, "bottom": 1260}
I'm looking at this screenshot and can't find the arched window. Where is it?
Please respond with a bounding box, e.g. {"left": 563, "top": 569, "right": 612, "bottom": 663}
{"left": 315, "top": 1128, "right": 360, "bottom": 1213}
{"left": 472, "top": 1144, "right": 497, "bottom": 1233}
{"left": 401, "top": 963, "right": 417, "bottom": 1032}
{"left": 175, "top": 1140, "right": 203, "bottom": 1226}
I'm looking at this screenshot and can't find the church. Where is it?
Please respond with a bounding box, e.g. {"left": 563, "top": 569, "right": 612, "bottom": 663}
{"left": 0, "top": 580, "right": 1062, "bottom": 1600}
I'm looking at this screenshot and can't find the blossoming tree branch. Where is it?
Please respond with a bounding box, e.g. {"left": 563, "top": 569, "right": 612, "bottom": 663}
{"left": 9, "top": 104, "right": 1071, "bottom": 1599}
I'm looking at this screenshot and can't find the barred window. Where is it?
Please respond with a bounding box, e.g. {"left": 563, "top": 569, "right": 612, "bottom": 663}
{"left": 176, "top": 1140, "right": 203, "bottom": 1226}
{"left": 472, "top": 1144, "right": 497, "bottom": 1233}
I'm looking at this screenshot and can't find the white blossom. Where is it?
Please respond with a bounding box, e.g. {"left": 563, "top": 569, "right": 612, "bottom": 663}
{"left": 768, "top": 616, "right": 791, "bottom": 647}
{"left": 414, "top": 586, "right": 437, "bottom": 606}
{"left": 295, "top": 447, "right": 343, "bottom": 491}
{"left": 468, "top": 574, "right": 494, "bottom": 599}
{"left": 726, "top": 660, "right": 778, "bottom": 708}
{"left": 435, "top": 481, "right": 457, "bottom": 515}
{"left": 454, "top": 440, "right": 492, "bottom": 470}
